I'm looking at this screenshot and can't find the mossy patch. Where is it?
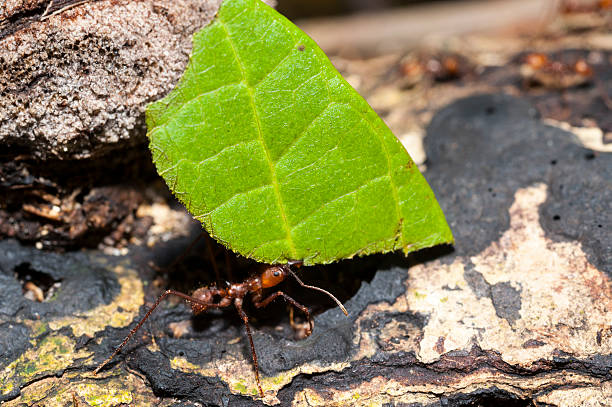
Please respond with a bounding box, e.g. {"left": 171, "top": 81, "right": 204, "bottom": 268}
{"left": 48, "top": 262, "right": 143, "bottom": 337}
{"left": 3, "top": 369, "right": 162, "bottom": 407}
{"left": 1, "top": 258, "right": 144, "bottom": 404}
{"left": 0, "top": 334, "right": 90, "bottom": 398}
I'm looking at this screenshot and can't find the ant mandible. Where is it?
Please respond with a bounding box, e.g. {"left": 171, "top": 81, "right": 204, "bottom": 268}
{"left": 93, "top": 261, "right": 348, "bottom": 398}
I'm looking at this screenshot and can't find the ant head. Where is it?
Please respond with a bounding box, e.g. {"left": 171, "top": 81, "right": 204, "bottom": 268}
{"left": 261, "top": 265, "right": 289, "bottom": 289}
{"left": 526, "top": 53, "right": 548, "bottom": 70}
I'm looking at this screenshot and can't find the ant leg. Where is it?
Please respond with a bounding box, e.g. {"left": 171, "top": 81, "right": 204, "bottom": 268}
{"left": 203, "top": 234, "right": 223, "bottom": 286}
{"left": 224, "top": 250, "right": 234, "bottom": 282}
{"left": 94, "top": 289, "right": 220, "bottom": 375}
{"left": 254, "top": 291, "right": 313, "bottom": 337}
{"left": 288, "top": 307, "right": 297, "bottom": 331}
{"left": 234, "top": 298, "right": 264, "bottom": 398}
{"left": 148, "top": 232, "right": 206, "bottom": 274}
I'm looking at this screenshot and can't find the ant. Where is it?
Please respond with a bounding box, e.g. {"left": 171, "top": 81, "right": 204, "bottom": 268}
{"left": 559, "top": 0, "right": 611, "bottom": 14}
{"left": 521, "top": 52, "right": 593, "bottom": 89}
{"left": 399, "top": 52, "right": 467, "bottom": 88}
{"left": 93, "top": 260, "right": 348, "bottom": 398}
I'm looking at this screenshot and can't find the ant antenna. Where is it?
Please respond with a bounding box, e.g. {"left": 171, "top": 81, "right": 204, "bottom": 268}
{"left": 286, "top": 268, "right": 348, "bottom": 316}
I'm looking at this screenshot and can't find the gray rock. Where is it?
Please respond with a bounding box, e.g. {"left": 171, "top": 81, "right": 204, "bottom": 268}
{"left": 1, "top": 0, "right": 222, "bottom": 160}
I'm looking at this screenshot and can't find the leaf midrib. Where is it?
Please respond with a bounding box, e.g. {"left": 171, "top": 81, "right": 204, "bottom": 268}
{"left": 217, "top": 16, "right": 298, "bottom": 259}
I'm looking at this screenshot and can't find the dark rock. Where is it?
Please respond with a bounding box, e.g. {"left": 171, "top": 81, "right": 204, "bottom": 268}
{"left": 0, "top": 239, "right": 120, "bottom": 320}
{"left": 426, "top": 93, "right": 611, "bottom": 273}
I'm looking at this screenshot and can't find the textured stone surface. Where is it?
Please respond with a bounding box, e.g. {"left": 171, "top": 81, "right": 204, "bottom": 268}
{"left": 0, "top": 94, "right": 609, "bottom": 406}
{"left": 0, "top": 2, "right": 610, "bottom": 406}
{"left": 1, "top": 0, "right": 222, "bottom": 160}
{"left": 279, "top": 95, "right": 611, "bottom": 406}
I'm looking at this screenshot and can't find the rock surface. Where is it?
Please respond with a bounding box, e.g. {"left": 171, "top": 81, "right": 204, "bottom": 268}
{"left": 0, "top": 2, "right": 610, "bottom": 407}
{"left": 0, "top": 94, "right": 609, "bottom": 406}
{"left": 1, "top": 0, "right": 222, "bottom": 160}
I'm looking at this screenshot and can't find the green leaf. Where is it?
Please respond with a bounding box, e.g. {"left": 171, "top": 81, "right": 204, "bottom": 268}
{"left": 146, "top": 0, "right": 453, "bottom": 265}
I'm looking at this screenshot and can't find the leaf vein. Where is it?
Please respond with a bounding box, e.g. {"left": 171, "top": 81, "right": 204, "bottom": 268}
{"left": 198, "top": 139, "right": 259, "bottom": 167}
{"left": 246, "top": 238, "right": 286, "bottom": 259}
{"left": 343, "top": 101, "right": 405, "bottom": 246}
{"left": 274, "top": 100, "right": 333, "bottom": 163}
{"left": 209, "top": 184, "right": 273, "bottom": 216}
{"left": 280, "top": 115, "right": 361, "bottom": 180}
{"left": 291, "top": 173, "right": 389, "bottom": 231}
{"left": 252, "top": 48, "right": 294, "bottom": 88}
{"left": 217, "top": 16, "right": 298, "bottom": 259}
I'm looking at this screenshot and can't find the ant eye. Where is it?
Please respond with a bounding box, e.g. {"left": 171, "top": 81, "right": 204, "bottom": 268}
{"left": 273, "top": 271, "right": 280, "bottom": 277}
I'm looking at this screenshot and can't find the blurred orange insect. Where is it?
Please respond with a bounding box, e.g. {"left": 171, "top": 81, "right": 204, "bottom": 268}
{"left": 521, "top": 52, "right": 593, "bottom": 88}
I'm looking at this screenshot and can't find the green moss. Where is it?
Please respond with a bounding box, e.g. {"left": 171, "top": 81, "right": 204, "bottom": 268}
{"left": 234, "top": 382, "right": 248, "bottom": 393}
{"left": 414, "top": 291, "right": 426, "bottom": 299}
{"left": 0, "top": 333, "right": 89, "bottom": 397}
{"left": 0, "top": 379, "right": 14, "bottom": 396}
{"left": 20, "top": 361, "right": 38, "bottom": 377}
{"left": 32, "top": 321, "right": 49, "bottom": 337}
{"left": 80, "top": 383, "right": 133, "bottom": 407}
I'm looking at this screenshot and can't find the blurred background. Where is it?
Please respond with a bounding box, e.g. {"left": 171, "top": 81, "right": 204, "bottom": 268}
{"left": 279, "top": 0, "right": 438, "bottom": 18}
{"left": 269, "top": 0, "right": 612, "bottom": 169}
{"left": 279, "top": 0, "right": 550, "bottom": 19}
{"left": 281, "top": 0, "right": 555, "bottom": 55}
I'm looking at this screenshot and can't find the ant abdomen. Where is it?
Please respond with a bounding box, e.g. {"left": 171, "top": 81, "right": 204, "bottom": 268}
{"left": 191, "top": 287, "right": 213, "bottom": 314}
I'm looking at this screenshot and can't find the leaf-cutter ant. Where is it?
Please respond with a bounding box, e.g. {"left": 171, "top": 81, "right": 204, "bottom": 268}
{"left": 559, "top": 0, "right": 611, "bottom": 14}
{"left": 521, "top": 52, "right": 593, "bottom": 89}
{"left": 94, "top": 260, "right": 348, "bottom": 398}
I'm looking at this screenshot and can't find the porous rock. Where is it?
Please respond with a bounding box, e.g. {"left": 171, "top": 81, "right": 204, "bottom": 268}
{"left": 1, "top": 94, "right": 609, "bottom": 407}
{"left": 0, "top": 0, "right": 223, "bottom": 160}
